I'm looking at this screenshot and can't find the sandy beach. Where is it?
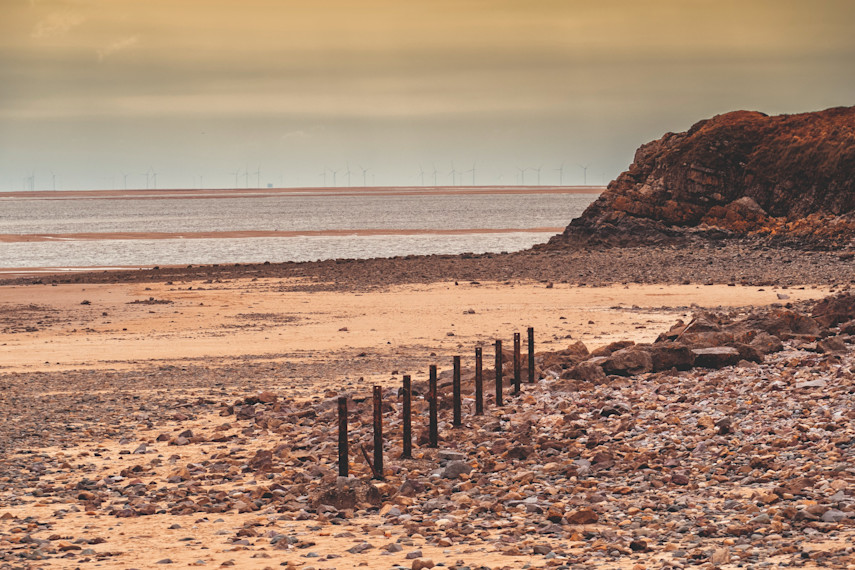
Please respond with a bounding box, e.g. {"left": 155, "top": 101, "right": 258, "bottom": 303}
{"left": 3, "top": 251, "right": 855, "bottom": 568}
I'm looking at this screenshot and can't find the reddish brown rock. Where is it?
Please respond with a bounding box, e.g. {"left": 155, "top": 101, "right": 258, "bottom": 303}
{"left": 545, "top": 106, "right": 855, "bottom": 249}
{"left": 565, "top": 508, "right": 599, "bottom": 524}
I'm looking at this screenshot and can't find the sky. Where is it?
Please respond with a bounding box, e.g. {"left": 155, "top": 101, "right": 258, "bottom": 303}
{"left": 1, "top": 0, "right": 854, "bottom": 191}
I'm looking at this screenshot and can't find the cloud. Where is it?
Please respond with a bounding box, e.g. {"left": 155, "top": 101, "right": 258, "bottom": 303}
{"left": 31, "top": 11, "right": 86, "bottom": 39}
{"left": 98, "top": 36, "right": 140, "bottom": 61}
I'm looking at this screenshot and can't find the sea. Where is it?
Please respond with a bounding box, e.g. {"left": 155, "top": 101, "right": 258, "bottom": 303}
{"left": 0, "top": 188, "right": 599, "bottom": 270}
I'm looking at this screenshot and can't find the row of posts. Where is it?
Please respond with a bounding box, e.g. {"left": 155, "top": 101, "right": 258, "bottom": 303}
{"left": 337, "top": 327, "right": 535, "bottom": 479}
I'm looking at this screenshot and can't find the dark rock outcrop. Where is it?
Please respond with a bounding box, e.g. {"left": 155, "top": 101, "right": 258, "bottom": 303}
{"left": 546, "top": 106, "right": 855, "bottom": 249}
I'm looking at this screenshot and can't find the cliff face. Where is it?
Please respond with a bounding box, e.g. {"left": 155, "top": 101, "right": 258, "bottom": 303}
{"left": 548, "top": 106, "right": 855, "bottom": 249}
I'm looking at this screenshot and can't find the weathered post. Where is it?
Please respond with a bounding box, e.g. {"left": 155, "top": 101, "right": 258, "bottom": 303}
{"left": 528, "top": 326, "right": 535, "bottom": 383}
{"left": 452, "top": 355, "right": 462, "bottom": 427}
{"left": 428, "top": 365, "right": 438, "bottom": 448}
{"left": 372, "top": 385, "right": 384, "bottom": 479}
{"left": 495, "top": 340, "right": 503, "bottom": 407}
{"left": 513, "top": 332, "right": 521, "bottom": 394}
{"left": 402, "top": 375, "right": 412, "bottom": 459}
{"left": 474, "top": 346, "right": 483, "bottom": 415}
{"left": 337, "top": 396, "right": 348, "bottom": 477}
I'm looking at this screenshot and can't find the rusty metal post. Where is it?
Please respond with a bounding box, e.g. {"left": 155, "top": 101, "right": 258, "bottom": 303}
{"left": 402, "top": 375, "right": 412, "bottom": 459}
{"left": 494, "top": 340, "right": 503, "bottom": 407}
{"left": 428, "top": 365, "right": 438, "bottom": 447}
{"left": 337, "top": 396, "right": 348, "bottom": 477}
{"left": 372, "top": 385, "right": 384, "bottom": 479}
{"left": 528, "top": 326, "right": 535, "bottom": 383}
{"left": 474, "top": 346, "right": 483, "bottom": 415}
{"left": 513, "top": 332, "right": 521, "bottom": 394}
{"left": 452, "top": 355, "right": 462, "bottom": 427}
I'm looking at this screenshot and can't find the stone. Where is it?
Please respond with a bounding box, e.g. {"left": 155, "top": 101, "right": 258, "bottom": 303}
{"left": 691, "top": 347, "right": 740, "bottom": 368}
{"left": 749, "top": 332, "right": 784, "bottom": 354}
{"left": 817, "top": 336, "right": 848, "bottom": 354}
{"left": 412, "top": 559, "right": 435, "bottom": 570}
{"left": 565, "top": 361, "right": 606, "bottom": 383}
{"left": 647, "top": 342, "right": 695, "bottom": 371}
{"left": 710, "top": 547, "right": 730, "bottom": 565}
{"left": 602, "top": 347, "right": 653, "bottom": 376}
{"left": 442, "top": 460, "right": 472, "bottom": 479}
{"left": 565, "top": 508, "right": 598, "bottom": 524}
{"left": 822, "top": 509, "right": 848, "bottom": 523}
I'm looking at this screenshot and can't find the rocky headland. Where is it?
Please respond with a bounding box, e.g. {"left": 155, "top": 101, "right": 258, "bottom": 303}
{"left": 546, "top": 106, "right": 855, "bottom": 249}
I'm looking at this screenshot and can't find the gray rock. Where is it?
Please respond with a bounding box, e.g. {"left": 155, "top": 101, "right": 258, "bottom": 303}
{"left": 822, "top": 508, "right": 848, "bottom": 523}
{"left": 691, "top": 346, "right": 741, "bottom": 368}
{"left": 438, "top": 450, "right": 466, "bottom": 461}
{"left": 441, "top": 460, "right": 472, "bottom": 479}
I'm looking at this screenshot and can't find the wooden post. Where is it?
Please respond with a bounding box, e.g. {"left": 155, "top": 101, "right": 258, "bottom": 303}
{"left": 402, "top": 375, "right": 412, "bottom": 459}
{"left": 495, "top": 340, "right": 503, "bottom": 407}
{"left": 428, "top": 365, "right": 438, "bottom": 447}
{"left": 513, "top": 332, "right": 521, "bottom": 394}
{"left": 528, "top": 326, "right": 535, "bottom": 383}
{"left": 337, "top": 396, "right": 348, "bottom": 477}
{"left": 452, "top": 355, "right": 462, "bottom": 427}
{"left": 372, "top": 385, "right": 384, "bottom": 479}
{"left": 474, "top": 346, "right": 483, "bottom": 415}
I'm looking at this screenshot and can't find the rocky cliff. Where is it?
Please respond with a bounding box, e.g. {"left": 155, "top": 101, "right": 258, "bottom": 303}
{"left": 547, "top": 106, "right": 855, "bottom": 249}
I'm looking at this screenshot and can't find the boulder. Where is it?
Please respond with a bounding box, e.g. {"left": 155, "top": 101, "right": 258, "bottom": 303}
{"left": 692, "top": 347, "right": 741, "bottom": 369}
{"left": 749, "top": 332, "right": 784, "bottom": 354}
{"left": 812, "top": 293, "right": 855, "bottom": 328}
{"left": 565, "top": 361, "right": 607, "bottom": 383}
{"left": 590, "top": 340, "right": 635, "bottom": 358}
{"left": 602, "top": 348, "right": 653, "bottom": 376}
{"left": 647, "top": 342, "right": 695, "bottom": 371}
{"left": 312, "top": 477, "right": 382, "bottom": 510}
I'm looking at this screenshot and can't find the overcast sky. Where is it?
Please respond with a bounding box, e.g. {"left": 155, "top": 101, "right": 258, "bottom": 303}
{"left": 2, "top": 0, "right": 854, "bottom": 190}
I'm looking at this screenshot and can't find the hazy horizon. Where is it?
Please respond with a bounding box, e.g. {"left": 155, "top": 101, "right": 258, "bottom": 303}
{"left": 2, "top": 0, "right": 854, "bottom": 191}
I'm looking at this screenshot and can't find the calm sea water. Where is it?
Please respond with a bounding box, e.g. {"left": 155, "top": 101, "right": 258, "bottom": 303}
{"left": 0, "top": 192, "right": 597, "bottom": 268}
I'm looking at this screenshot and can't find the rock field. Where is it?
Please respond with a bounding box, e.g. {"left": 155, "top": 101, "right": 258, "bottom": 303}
{"left": 2, "top": 278, "right": 855, "bottom": 568}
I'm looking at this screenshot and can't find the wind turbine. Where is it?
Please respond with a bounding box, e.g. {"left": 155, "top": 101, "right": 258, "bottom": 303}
{"left": 254, "top": 166, "right": 261, "bottom": 188}
{"left": 418, "top": 164, "right": 425, "bottom": 186}
{"left": 122, "top": 172, "right": 130, "bottom": 190}
{"left": 320, "top": 166, "right": 327, "bottom": 187}
{"left": 555, "top": 163, "right": 565, "bottom": 186}
{"left": 432, "top": 165, "right": 438, "bottom": 186}
{"left": 449, "top": 162, "right": 458, "bottom": 186}
{"left": 517, "top": 166, "right": 528, "bottom": 185}
{"left": 244, "top": 164, "right": 249, "bottom": 188}
{"left": 328, "top": 167, "right": 339, "bottom": 187}
{"left": 463, "top": 161, "right": 476, "bottom": 185}
{"left": 50, "top": 169, "right": 56, "bottom": 191}
{"left": 149, "top": 166, "right": 158, "bottom": 190}
{"left": 534, "top": 165, "right": 542, "bottom": 186}
{"left": 143, "top": 170, "right": 151, "bottom": 189}
{"left": 345, "top": 163, "right": 352, "bottom": 187}
{"left": 229, "top": 170, "right": 240, "bottom": 188}
{"left": 359, "top": 165, "right": 369, "bottom": 187}
{"left": 578, "top": 163, "right": 590, "bottom": 185}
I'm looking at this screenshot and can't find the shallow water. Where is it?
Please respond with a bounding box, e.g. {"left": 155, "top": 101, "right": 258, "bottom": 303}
{"left": 0, "top": 191, "right": 596, "bottom": 267}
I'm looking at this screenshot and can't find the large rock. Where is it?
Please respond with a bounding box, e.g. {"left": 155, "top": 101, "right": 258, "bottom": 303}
{"left": 312, "top": 477, "right": 382, "bottom": 510}
{"left": 543, "top": 106, "right": 855, "bottom": 249}
{"left": 647, "top": 342, "right": 695, "bottom": 371}
{"left": 602, "top": 348, "right": 653, "bottom": 376}
{"left": 692, "top": 347, "right": 741, "bottom": 369}
{"left": 812, "top": 293, "right": 855, "bottom": 328}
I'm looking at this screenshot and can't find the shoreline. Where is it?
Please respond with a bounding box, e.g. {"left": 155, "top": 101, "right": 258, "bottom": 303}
{"left": 0, "top": 227, "right": 564, "bottom": 243}
{"left": 0, "top": 185, "right": 603, "bottom": 201}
